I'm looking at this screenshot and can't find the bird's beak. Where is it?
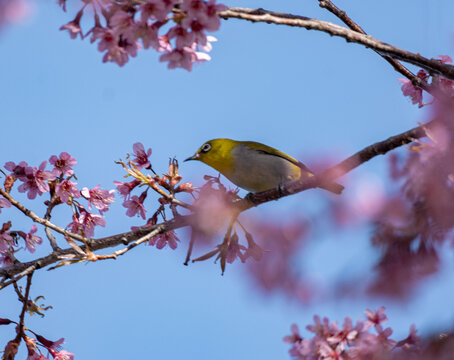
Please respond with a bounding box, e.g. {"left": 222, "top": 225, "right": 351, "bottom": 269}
{"left": 184, "top": 153, "right": 199, "bottom": 162}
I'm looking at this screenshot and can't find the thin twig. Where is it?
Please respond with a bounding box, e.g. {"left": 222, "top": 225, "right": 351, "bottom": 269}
{"left": 219, "top": 7, "right": 454, "bottom": 80}
{"left": 43, "top": 193, "right": 61, "bottom": 251}
{"left": 111, "top": 223, "right": 167, "bottom": 257}
{"left": 317, "top": 0, "right": 433, "bottom": 93}
{"left": 16, "top": 274, "right": 33, "bottom": 340}
{"left": 0, "top": 187, "right": 89, "bottom": 244}
{"left": 0, "top": 215, "right": 193, "bottom": 287}
{"left": 1, "top": 264, "right": 37, "bottom": 291}
{"left": 234, "top": 120, "right": 432, "bottom": 211}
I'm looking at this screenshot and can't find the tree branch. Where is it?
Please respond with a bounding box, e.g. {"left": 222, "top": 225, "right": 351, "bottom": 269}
{"left": 0, "top": 119, "right": 434, "bottom": 283}
{"left": 0, "top": 215, "right": 193, "bottom": 287}
{"left": 235, "top": 121, "right": 432, "bottom": 211}
{"left": 219, "top": 7, "right": 454, "bottom": 80}
{"left": 0, "top": 188, "right": 88, "bottom": 244}
{"left": 316, "top": 0, "right": 433, "bottom": 94}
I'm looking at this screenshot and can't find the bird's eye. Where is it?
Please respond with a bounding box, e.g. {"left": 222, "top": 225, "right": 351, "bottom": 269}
{"left": 201, "top": 143, "right": 211, "bottom": 153}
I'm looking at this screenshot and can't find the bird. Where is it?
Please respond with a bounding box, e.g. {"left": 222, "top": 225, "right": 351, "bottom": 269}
{"left": 184, "top": 138, "right": 344, "bottom": 194}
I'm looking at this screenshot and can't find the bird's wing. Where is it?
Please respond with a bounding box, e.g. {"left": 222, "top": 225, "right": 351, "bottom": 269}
{"left": 241, "top": 141, "right": 313, "bottom": 174}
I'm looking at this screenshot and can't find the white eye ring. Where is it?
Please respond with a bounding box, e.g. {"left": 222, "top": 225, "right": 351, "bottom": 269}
{"left": 201, "top": 143, "right": 211, "bottom": 153}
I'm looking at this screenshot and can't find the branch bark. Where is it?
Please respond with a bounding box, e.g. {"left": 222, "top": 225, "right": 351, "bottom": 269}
{"left": 219, "top": 7, "right": 454, "bottom": 81}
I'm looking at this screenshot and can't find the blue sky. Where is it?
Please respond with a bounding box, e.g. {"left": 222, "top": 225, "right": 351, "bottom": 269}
{"left": 1, "top": 0, "right": 454, "bottom": 358}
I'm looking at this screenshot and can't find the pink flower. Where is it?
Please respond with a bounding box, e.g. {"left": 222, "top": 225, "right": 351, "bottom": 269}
{"left": 204, "top": 0, "right": 227, "bottom": 31}
{"left": 35, "top": 334, "right": 64, "bottom": 350}
{"left": 0, "top": 231, "right": 13, "bottom": 254}
{"left": 55, "top": 180, "right": 80, "bottom": 203}
{"left": 167, "top": 25, "right": 195, "bottom": 49}
{"left": 60, "top": 10, "right": 83, "bottom": 39}
{"left": 327, "top": 317, "right": 358, "bottom": 351}
{"left": 319, "top": 341, "right": 342, "bottom": 359}
{"left": 17, "top": 161, "right": 56, "bottom": 199}
{"left": 4, "top": 160, "right": 29, "bottom": 180}
{"left": 92, "top": 27, "right": 135, "bottom": 67}
{"left": 0, "top": 197, "right": 11, "bottom": 214}
{"left": 139, "top": 0, "right": 175, "bottom": 22}
{"left": 283, "top": 324, "right": 302, "bottom": 344}
{"left": 110, "top": 9, "right": 136, "bottom": 37}
{"left": 132, "top": 142, "right": 152, "bottom": 169}
{"left": 180, "top": 0, "right": 207, "bottom": 18}
{"left": 396, "top": 324, "right": 420, "bottom": 349}
{"left": 226, "top": 233, "right": 246, "bottom": 264}
{"left": 52, "top": 350, "right": 74, "bottom": 360}
{"left": 114, "top": 179, "right": 141, "bottom": 200}
{"left": 67, "top": 210, "right": 106, "bottom": 238}
{"left": 438, "top": 55, "right": 453, "bottom": 64}
{"left": 149, "top": 230, "right": 179, "bottom": 249}
{"left": 49, "top": 152, "right": 77, "bottom": 177}
{"left": 136, "top": 22, "right": 169, "bottom": 51}
{"left": 0, "top": 253, "right": 14, "bottom": 267}
{"left": 58, "top": 0, "right": 66, "bottom": 12}
{"left": 81, "top": 185, "right": 115, "bottom": 213}
{"left": 123, "top": 194, "right": 146, "bottom": 219}
{"left": 397, "top": 70, "right": 428, "bottom": 107}
{"left": 24, "top": 225, "right": 42, "bottom": 253}
{"left": 160, "top": 46, "right": 204, "bottom": 71}
{"left": 364, "top": 306, "right": 387, "bottom": 332}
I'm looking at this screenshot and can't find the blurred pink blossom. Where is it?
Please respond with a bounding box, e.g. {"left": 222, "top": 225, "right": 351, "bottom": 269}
{"left": 285, "top": 308, "right": 419, "bottom": 359}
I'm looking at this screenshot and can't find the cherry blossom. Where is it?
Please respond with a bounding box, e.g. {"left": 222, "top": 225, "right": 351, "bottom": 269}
{"left": 114, "top": 179, "right": 141, "bottom": 200}
{"left": 0, "top": 231, "right": 13, "bottom": 255}
{"left": 49, "top": 152, "right": 77, "bottom": 177}
{"left": 4, "top": 160, "right": 29, "bottom": 180}
{"left": 67, "top": 209, "right": 106, "bottom": 238}
{"left": 60, "top": 0, "right": 225, "bottom": 69}
{"left": 285, "top": 309, "right": 420, "bottom": 359}
{"left": 55, "top": 180, "right": 80, "bottom": 203}
{"left": 149, "top": 230, "right": 180, "bottom": 249}
{"left": 81, "top": 185, "right": 115, "bottom": 213}
{"left": 397, "top": 70, "right": 428, "bottom": 107}
{"left": 364, "top": 306, "right": 387, "bottom": 332}
{"left": 23, "top": 225, "right": 43, "bottom": 253}
{"left": 132, "top": 142, "right": 152, "bottom": 169}
{"left": 17, "top": 161, "right": 56, "bottom": 199}
{"left": 59, "top": 8, "right": 83, "bottom": 39}
{"left": 0, "top": 197, "right": 11, "bottom": 214}
{"left": 123, "top": 194, "right": 147, "bottom": 219}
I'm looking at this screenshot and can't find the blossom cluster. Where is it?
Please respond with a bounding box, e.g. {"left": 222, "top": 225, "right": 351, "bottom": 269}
{"left": 1, "top": 318, "right": 74, "bottom": 360}
{"left": 59, "top": 0, "right": 226, "bottom": 70}
{"left": 115, "top": 142, "right": 195, "bottom": 250}
{"left": 1, "top": 152, "right": 115, "bottom": 266}
{"left": 187, "top": 175, "right": 267, "bottom": 272}
{"left": 284, "top": 307, "right": 420, "bottom": 360}
{"left": 398, "top": 55, "right": 454, "bottom": 107}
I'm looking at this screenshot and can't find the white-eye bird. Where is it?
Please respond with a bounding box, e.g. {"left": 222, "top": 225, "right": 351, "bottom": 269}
{"left": 185, "top": 138, "right": 344, "bottom": 194}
